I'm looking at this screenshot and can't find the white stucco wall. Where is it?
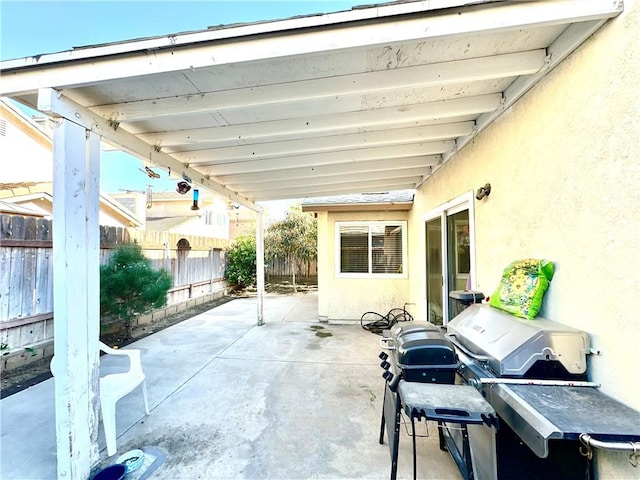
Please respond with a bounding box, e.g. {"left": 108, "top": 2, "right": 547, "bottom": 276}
{"left": 408, "top": 4, "right": 639, "bottom": 477}
{"left": 317, "top": 210, "right": 412, "bottom": 321}
{"left": 0, "top": 105, "right": 52, "bottom": 184}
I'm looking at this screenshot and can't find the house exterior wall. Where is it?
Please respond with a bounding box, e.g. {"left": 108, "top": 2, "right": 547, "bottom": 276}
{"left": 408, "top": 4, "right": 639, "bottom": 477}
{"left": 317, "top": 210, "right": 410, "bottom": 321}
{"left": 0, "top": 103, "right": 52, "bottom": 184}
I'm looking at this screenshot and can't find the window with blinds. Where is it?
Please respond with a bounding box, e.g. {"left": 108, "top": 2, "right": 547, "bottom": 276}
{"left": 337, "top": 222, "right": 406, "bottom": 276}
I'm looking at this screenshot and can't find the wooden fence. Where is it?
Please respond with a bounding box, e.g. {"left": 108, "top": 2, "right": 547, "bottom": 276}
{"left": 265, "top": 256, "right": 317, "bottom": 281}
{"left": 0, "top": 214, "right": 228, "bottom": 369}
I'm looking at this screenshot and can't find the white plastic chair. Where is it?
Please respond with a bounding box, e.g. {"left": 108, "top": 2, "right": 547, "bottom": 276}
{"left": 98, "top": 342, "right": 150, "bottom": 456}
{"left": 50, "top": 342, "right": 150, "bottom": 457}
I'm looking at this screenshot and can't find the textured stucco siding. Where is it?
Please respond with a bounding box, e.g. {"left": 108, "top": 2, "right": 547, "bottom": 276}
{"left": 409, "top": 3, "right": 639, "bottom": 478}
{"left": 317, "top": 210, "right": 411, "bottom": 321}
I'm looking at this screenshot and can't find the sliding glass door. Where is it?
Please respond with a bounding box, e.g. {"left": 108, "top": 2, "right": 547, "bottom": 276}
{"left": 426, "top": 218, "right": 443, "bottom": 324}
{"left": 424, "top": 194, "right": 475, "bottom": 325}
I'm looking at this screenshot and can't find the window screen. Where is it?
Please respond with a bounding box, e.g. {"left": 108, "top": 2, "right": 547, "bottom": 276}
{"left": 338, "top": 222, "right": 405, "bottom": 275}
{"left": 340, "top": 225, "right": 368, "bottom": 273}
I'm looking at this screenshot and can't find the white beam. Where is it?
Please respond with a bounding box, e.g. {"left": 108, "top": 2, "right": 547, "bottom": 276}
{"left": 0, "top": 0, "right": 622, "bottom": 95}
{"left": 227, "top": 166, "right": 427, "bottom": 191}
{"left": 211, "top": 155, "right": 440, "bottom": 185}
{"left": 93, "top": 51, "right": 544, "bottom": 122}
{"left": 168, "top": 123, "right": 474, "bottom": 161}
{"left": 51, "top": 119, "right": 101, "bottom": 479}
{"left": 200, "top": 142, "right": 454, "bottom": 176}
{"left": 251, "top": 178, "right": 420, "bottom": 200}
{"left": 0, "top": 0, "right": 504, "bottom": 70}
{"left": 254, "top": 182, "right": 418, "bottom": 201}
{"left": 36, "top": 88, "right": 261, "bottom": 212}
{"left": 143, "top": 95, "right": 501, "bottom": 148}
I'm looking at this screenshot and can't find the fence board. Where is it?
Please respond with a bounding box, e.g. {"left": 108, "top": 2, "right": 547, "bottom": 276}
{"left": 23, "top": 216, "right": 37, "bottom": 240}
{"left": 20, "top": 320, "right": 45, "bottom": 346}
{"left": 11, "top": 215, "right": 26, "bottom": 240}
{"left": 0, "top": 248, "right": 10, "bottom": 320}
{"left": 8, "top": 248, "right": 24, "bottom": 319}
{"left": 37, "top": 217, "right": 52, "bottom": 241}
{"left": 21, "top": 248, "right": 36, "bottom": 317}
{"left": 0, "top": 214, "right": 12, "bottom": 240}
{"left": 34, "top": 249, "right": 53, "bottom": 314}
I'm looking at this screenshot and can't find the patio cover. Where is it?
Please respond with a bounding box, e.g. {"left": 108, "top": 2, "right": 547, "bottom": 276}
{"left": 0, "top": 1, "right": 623, "bottom": 479}
{"left": 0, "top": 0, "right": 622, "bottom": 209}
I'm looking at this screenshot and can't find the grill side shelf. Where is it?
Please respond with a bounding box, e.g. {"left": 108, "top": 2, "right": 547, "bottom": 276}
{"left": 489, "top": 384, "right": 561, "bottom": 458}
{"left": 490, "top": 384, "right": 640, "bottom": 459}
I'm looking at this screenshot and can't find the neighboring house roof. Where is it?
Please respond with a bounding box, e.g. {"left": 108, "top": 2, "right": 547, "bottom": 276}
{"left": 301, "top": 190, "right": 414, "bottom": 211}
{"left": 0, "top": 98, "right": 52, "bottom": 150}
{"left": 0, "top": 199, "right": 46, "bottom": 217}
{"left": 0, "top": 183, "right": 143, "bottom": 228}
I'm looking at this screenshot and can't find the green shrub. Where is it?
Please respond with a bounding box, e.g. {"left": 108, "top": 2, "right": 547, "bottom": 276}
{"left": 225, "top": 235, "right": 256, "bottom": 287}
{"left": 100, "top": 243, "right": 172, "bottom": 336}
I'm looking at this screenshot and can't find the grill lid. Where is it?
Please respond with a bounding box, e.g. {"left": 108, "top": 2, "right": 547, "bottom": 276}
{"left": 446, "top": 304, "right": 590, "bottom": 377}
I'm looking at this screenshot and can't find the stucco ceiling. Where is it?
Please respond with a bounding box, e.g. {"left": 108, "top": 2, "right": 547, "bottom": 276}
{"left": 0, "top": 0, "right": 622, "bottom": 211}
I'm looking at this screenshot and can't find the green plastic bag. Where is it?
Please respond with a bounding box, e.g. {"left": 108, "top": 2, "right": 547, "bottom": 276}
{"left": 489, "top": 259, "right": 554, "bottom": 320}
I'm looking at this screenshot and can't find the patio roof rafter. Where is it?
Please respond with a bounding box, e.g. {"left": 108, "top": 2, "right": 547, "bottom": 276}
{"left": 254, "top": 180, "right": 420, "bottom": 202}
{"left": 92, "top": 50, "right": 546, "bottom": 123}
{"left": 197, "top": 141, "right": 454, "bottom": 178}
{"left": 212, "top": 155, "right": 441, "bottom": 185}
{"left": 36, "top": 88, "right": 262, "bottom": 211}
{"left": 163, "top": 122, "right": 474, "bottom": 160}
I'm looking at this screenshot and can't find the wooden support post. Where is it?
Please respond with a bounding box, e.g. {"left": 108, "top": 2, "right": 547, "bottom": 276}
{"left": 51, "top": 119, "right": 101, "bottom": 479}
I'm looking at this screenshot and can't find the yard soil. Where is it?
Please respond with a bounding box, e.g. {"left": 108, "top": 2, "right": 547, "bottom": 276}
{"left": 0, "top": 282, "right": 315, "bottom": 399}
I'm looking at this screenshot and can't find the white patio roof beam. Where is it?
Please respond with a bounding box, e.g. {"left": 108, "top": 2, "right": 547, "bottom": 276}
{"left": 198, "top": 142, "right": 454, "bottom": 176}
{"left": 94, "top": 51, "right": 545, "bottom": 122}
{"left": 156, "top": 95, "right": 498, "bottom": 151}
{"left": 226, "top": 166, "right": 427, "bottom": 191}
{"left": 170, "top": 123, "right": 473, "bottom": 162}
{"left": 255, "top": 180, "right": 419, "bottom": 201}
{"left": 210, "top": 155, "right": 440, "bottom": 185}
{"left": 36, "top": 88, "right": 260, "bottom": 211}
{"left": 0, "top": 0, "right": 622, "bottom": 95}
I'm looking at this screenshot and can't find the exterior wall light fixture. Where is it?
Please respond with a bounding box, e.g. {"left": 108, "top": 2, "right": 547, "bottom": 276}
{"left": 476, "top": 183, "right": 491, "bottom": 201}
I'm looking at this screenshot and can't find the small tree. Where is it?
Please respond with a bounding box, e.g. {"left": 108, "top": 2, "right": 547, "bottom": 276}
{"left": 225, "top": 235, "right": 257, "bottom": 288}
{"left": 100, "top": 243, "right": 172, "bottom": 338}
{"left": 265, "top": 204, "right": 317, "bottom": 291}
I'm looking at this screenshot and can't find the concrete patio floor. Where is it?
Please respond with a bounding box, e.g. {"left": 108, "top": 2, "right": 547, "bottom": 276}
{"left": 1, "top": 292, "right": 461, "bottom": 480}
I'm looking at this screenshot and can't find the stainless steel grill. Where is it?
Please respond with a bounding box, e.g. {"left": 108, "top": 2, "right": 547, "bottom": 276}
{"left": 378, "top": 303, "right": 640, "bottom": 480}
{"left": 445, "top": 303, "right": 640, "bottom": 480}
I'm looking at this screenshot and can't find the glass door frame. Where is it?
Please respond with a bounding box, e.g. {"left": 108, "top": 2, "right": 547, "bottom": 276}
{"left": 421, "top": 191, "right": 477, "bottom": 325}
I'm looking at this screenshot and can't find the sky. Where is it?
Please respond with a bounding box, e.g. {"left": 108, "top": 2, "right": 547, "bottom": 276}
{"left": 0, "top": 0, "right": 362, "bottom": 199}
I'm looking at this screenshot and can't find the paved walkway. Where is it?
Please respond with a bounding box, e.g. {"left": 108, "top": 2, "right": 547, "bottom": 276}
{"left": 1, "top": 293, "right": 461, "bottom": 480}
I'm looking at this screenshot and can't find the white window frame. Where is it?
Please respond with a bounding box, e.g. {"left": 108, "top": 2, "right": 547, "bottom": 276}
{"left": 335, "top": 221, "right": 408, "bottom": 279}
